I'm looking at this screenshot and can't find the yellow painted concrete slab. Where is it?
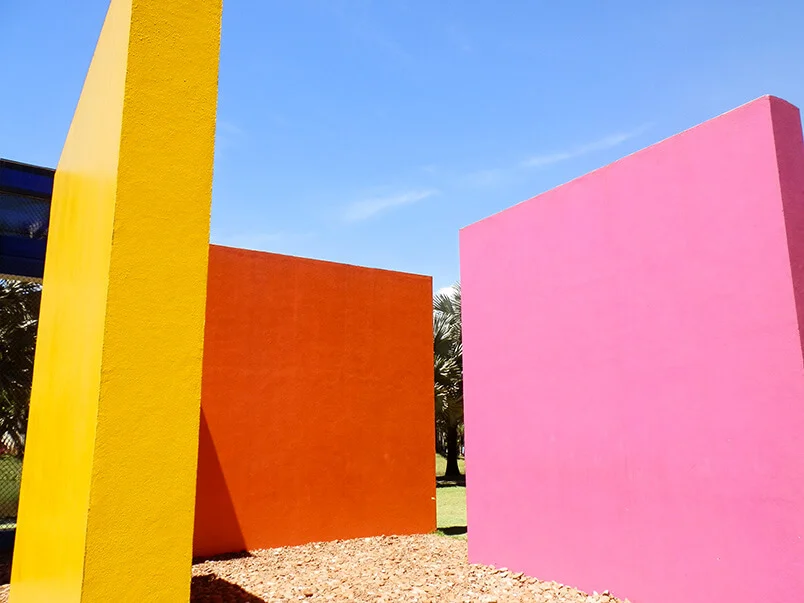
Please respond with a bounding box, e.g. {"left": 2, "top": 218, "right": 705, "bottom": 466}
{"left": 10, "top": 0, "right": 222, "bottom": 601}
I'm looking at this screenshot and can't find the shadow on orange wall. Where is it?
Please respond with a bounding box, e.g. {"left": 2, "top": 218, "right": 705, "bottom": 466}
{"left": 193, "top": 410, "right": 246, "bottom": 555}
{"left": 193, "top": 245, "right": 435, "bottom": 557}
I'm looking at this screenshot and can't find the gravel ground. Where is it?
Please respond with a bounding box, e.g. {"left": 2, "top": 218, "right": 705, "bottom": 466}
{"left": 191, "top": 534, "right": 626, "bottom": 602}
{"left": 0, "top": 534, "right": 629, "bottom": 602}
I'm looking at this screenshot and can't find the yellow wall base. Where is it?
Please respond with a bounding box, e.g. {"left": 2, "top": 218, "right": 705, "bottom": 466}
{"left": 10, "top": 0, "right": 222, "bottom": 600}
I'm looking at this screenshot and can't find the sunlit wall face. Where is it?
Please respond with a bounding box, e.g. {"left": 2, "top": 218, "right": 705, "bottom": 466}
{"left": 461, "top": 96, "right": 804, "bottom": 603}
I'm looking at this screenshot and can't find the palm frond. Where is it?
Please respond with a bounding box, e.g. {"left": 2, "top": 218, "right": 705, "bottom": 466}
{"left": 0, "top": 279, "right": 41, "bottom": 456}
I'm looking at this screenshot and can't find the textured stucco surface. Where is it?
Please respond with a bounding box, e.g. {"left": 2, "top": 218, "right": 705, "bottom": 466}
{"left": 460, "top": 96, "right": 804, "bottom": 602}
{"left": 11, "top": 1, "right": 222, "bottom": 601}
{"left": 193, "top": 246, "right": 435, "bottom": 557}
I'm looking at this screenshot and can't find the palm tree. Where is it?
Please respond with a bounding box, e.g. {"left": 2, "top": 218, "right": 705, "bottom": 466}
{"left": 0, "top": 279, "right": 41, "bottom": 457}
{"left": 434, "top": 284, "right": 463, "bottom": 479}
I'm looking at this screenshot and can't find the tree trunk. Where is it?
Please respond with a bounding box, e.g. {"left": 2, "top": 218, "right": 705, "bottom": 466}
{"left": 444, "top": 421, "right": 462, "bottom": 478}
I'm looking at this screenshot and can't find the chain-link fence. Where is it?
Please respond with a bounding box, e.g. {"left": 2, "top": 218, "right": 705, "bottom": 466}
{"left": 0, "top": 191, "right": 50, "bottom": 240}
{"left": 0, "top": 278, "right": 40, "bottom": 529}
{"left": 0, "top": 159, "right": 51, "bottom": 535}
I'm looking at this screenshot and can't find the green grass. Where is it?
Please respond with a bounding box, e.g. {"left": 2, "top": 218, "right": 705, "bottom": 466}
{"left": 434, "top": 453, "right": 465, "bottom": 477}
{"left": 0, "top": 455, "right": 22, "bottom": 528}
{"left": 437, "top": 484, "right": 466, "bottom": 538}
{"left": 435, "top": 454, "right": 466, "bottom": 538}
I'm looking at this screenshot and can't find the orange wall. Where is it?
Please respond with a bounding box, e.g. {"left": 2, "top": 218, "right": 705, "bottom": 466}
{"left": 193, "top": 245, "right": 435, "bottom": 557}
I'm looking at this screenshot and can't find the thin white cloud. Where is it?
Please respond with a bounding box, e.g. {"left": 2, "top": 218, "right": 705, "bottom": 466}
{"left": 216, "top": 120, "right": 244, "bottom": 137}
{"left": 463, "top": 167, "right": 507, "bottom": 187}
{"left": 215, "top": 119, "right": 246, "bottom": 154}
{"left": 211, "top": 231, "right": 285, "bottom": 250}
{"left": 446, "top": 24, "right": 472, "bottom": 53}
{"left": 456, "top": 124, "right": 652, "bottom": 189}
{"left": 436, "top": 285, "right": 456, "bottom": 298}
{"left": 324, "top": 2, "right": 411, "bottom": 63}
{"left": 343, "top": 189, "right": 438, "bottom": 223}
{"left": 522, "top": 125, "right": 652, "bottom": 168}
{"left": 211, "top": 230, "right": 315, "bottom": 253}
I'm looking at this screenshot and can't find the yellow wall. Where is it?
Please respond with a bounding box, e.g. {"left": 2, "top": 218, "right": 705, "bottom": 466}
{"left": 10, "top": 0, "right": 222, "bottom": 601}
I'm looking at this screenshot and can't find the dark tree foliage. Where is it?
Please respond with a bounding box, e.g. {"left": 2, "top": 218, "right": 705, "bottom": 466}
{"left": 0, "top": 279, "right": 41, "bottom": 457}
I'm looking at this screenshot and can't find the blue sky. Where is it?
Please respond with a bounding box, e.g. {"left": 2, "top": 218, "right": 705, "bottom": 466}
{"left": 3, "top": 1, "right": 804, "bottom": 291}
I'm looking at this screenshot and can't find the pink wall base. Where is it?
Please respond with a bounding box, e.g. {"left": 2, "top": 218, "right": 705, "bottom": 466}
{"left": 460, "top": 96, "right": 804, "bottom": 602}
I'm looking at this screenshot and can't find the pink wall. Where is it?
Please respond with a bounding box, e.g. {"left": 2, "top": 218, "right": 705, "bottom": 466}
{"left": 460, "top": 96, "right": 804, "bottom": 602}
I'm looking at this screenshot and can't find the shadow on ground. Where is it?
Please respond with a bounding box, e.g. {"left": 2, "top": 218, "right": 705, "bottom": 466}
{"left": 437, "top": 526, "right": 467, "bottom": 536}
{"left": 436, "top": 475, "right": 466, "bottom": 488}
{"left": 193, "top": 549, "right": 254, "bottom": 564}
{"left": 191, "top": 574, "right": 264, "bottom": 602}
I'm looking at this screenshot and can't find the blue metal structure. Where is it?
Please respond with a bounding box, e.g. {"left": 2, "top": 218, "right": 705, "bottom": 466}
{"left": 0, "top": 159, "right": 53, "bottom": 551}
{"left": 0, "top": 159, "right": 54, "bottom": 280}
